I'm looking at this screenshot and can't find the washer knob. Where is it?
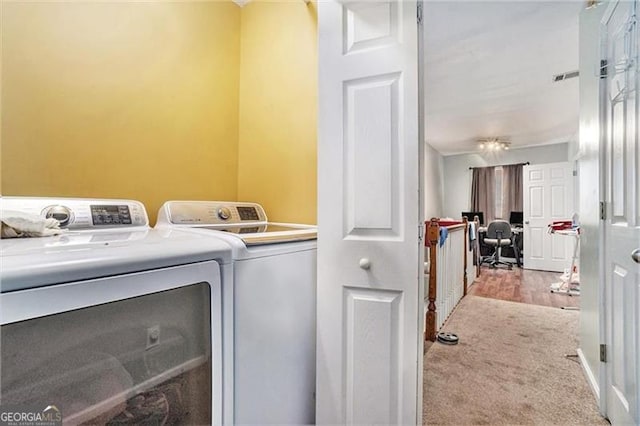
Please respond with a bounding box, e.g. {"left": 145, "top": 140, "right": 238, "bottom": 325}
{"left": 217, "top": 207, "right": 231, "bottom": 221}
{"left": 44, "top": 205, "right": 72, "bottom": 227}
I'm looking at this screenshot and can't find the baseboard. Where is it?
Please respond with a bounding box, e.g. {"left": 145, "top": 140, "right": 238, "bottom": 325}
{"left": 577, "top": 348, "right": 600, "bottom": 401}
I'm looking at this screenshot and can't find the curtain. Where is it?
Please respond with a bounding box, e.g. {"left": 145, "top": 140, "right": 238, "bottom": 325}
{"left": 470, "top": 166, "right": 495, "bottom": 222}
{"left": 502, "top": 164, "right": 523, "bottom": 219}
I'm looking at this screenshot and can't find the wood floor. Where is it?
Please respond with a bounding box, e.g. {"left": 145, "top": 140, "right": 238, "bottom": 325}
{"left": 468, "top": 266, "right": 580, "bottom": 309}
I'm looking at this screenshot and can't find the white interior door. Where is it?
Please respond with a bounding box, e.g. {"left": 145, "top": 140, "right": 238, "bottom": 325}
{"left": 602, "top": 1, "right": 639, "bottom": 424}
{"left": 523, "top": 162, "right": 575, "bottom": 272}
{"left": 317, "top": 1, "right": 424, "bottom": 424}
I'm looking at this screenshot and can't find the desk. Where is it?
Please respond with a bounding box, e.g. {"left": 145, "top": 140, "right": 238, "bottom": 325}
{"left": 478, "top": 226, "right": 523, "bottom": 267}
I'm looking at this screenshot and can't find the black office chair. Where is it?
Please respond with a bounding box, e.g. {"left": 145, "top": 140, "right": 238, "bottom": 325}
{"left": 482, "top": 220, "right": 513, "bottom": 269}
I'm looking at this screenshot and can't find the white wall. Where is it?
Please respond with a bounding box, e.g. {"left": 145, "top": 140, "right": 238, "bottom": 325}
{"left": 577, "top": 3, "right": 606, "bottom": 404}
{"left": 424, "top": 142, "right": 444, "bottom": 220}
{"left": 441, "top": 143, "right": 570, "bottom": 219}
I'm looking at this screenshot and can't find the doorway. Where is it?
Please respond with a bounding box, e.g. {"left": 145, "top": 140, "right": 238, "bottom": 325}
{"left": 422, "top": 1, "right": 602, "bottom": 424}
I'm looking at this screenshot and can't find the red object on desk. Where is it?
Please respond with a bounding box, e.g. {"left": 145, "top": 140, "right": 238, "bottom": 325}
{"left": 436, "top": 220, "right": 463, "bottom": 227}
{"left": 549, "top": 220, "right": 573, "bottom": 232}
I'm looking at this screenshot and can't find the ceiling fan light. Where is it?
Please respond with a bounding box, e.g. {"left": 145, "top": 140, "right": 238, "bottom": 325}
{"left": 477, "top": 138, "right": 510, "bottom": 151}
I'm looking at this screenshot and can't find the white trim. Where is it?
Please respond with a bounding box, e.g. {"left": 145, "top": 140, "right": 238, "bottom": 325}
{"left": 232, "top": 0, "right": 251, "bottom": 7}
{"left": 577, "top": 348, "right": 601, "bottom": 404}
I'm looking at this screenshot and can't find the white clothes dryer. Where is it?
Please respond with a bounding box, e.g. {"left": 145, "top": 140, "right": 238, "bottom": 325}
{"left": 156, "top": 201, "right": 317, "bottom": 425}
{"left": 0, "top": 197, "right": 232, "bottom": 425}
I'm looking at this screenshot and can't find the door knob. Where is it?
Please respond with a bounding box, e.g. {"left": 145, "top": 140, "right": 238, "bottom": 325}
{"left": 525, "top": 221, "right": 530, "bottom": 225}
{"left": 632, "top": 249, "right": 640, "bottom": 264}
{"left": 359, "top": 258, "right": 371, "bottom": 270}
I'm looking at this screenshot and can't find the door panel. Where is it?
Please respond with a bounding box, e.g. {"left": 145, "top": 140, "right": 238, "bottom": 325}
{"left": 530, "top": 186, "right": 544, "bottom": 217}
{"left": 530, "top": 228, "right": 544, "bottom": 259}
{"left": 602, "top": 1, "right": 639, "bottom": 424}
{"left": 528, "top": 168, "right": 543, "bottom": 182}
{"left": 637, "top": 108, "right": 640, "bottom": 223}
{"left": 612, "top": 98, "right": 626, "bottom": 220}
{"left": 345, "top": 73, "right": 400, "bottom": 235}
{"left": 523, "top": 162, "right": 574, "bottom": 271}
{"left": 609, "top": 264, "right": 636, "bottom": 418}
{"left": 344, "top": 1, "right": 400, "bottom": 54}
{"left": 317, "top": 1, "right": 423, "bottom": 424}
{"left": 344, "top": 288, "right": 402, "bottom": 424}
{"left": 551, "top": 185, "right": 567, "bottom": 217}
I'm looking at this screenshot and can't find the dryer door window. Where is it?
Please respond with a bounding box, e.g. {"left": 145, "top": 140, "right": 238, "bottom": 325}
{"left": 1, "top": 282, "right": 212, "bottom": 425}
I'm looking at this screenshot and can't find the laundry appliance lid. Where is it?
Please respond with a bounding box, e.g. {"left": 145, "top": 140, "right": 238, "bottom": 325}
{"left": 0, "top": 229, "right": 232, "bottom": 293}
{"left": 187, "top": 223, "right": 317, "bottom": 246}
{"left": 156, "top": 201, "right": 317, "bottom": 246}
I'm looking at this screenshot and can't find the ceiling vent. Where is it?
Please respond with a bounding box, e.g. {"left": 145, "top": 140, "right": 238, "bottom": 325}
{"left": 553, "top": 70, "right": 580, "bottom": 82}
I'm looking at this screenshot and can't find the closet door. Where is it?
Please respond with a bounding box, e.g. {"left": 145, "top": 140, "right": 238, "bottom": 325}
{"left": 523, "top": 162, "right": 574, "bottom": 272}
{"left": 317, "top": 1, "right": 424, "bottom": 424}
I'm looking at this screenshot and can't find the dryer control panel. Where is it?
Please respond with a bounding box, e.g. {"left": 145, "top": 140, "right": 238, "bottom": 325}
{"left": 160, "top": 201, "right": 268, "bottom": 226}
{"left": 1, "top": 197, "right": 149, "bottom": 229}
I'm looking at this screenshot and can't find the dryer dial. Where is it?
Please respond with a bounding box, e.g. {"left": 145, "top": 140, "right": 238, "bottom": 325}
{"left": 217, "top": 207, "right": 231, "bottom": 221}
{"left": 43, "top": 205, "right": 73, "bottom": 227}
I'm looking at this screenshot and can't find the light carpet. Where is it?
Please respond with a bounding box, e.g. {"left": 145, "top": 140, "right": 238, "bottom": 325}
{"left": 423, "top": 295, "right": 608, "bottom": 425}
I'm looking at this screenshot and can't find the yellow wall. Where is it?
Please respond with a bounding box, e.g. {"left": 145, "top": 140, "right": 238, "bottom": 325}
{"left": 1, "top": 1, "right": 241, "bottom": 224}
{"left": 1, "top": 0, "right": 318, "bottom": 225}
{"left": 237, "top": 0, "right": 318, "bottom": 224}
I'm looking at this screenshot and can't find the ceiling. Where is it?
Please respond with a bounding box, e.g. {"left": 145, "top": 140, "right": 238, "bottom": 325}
{"left": 424, "top": 1, "right": 584, "bottom": 155}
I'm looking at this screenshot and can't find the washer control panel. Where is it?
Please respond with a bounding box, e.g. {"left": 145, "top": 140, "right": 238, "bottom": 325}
{"left": 2, "top": 197, "right": 148, "bottom": 230}
{"left": 163, "top": 201, "right": 267, "bottom": 226}
{"left": 90, "top": 205, "right": 134, "bottom": 226}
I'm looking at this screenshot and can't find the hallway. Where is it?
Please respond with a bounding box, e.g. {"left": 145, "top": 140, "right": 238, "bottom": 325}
{"left": 422, "top": 266, "right": 602, "bottom": 424}
{"left": 423, "top": 295, "right": 605, "bottom": 425}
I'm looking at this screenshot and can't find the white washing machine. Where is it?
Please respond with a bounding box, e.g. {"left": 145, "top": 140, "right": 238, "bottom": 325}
{"left": 156, "top": 201, "right": 317, "bottom": 425}
{"left": 0, "top": 197, "right": 232, "bottom": 425}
